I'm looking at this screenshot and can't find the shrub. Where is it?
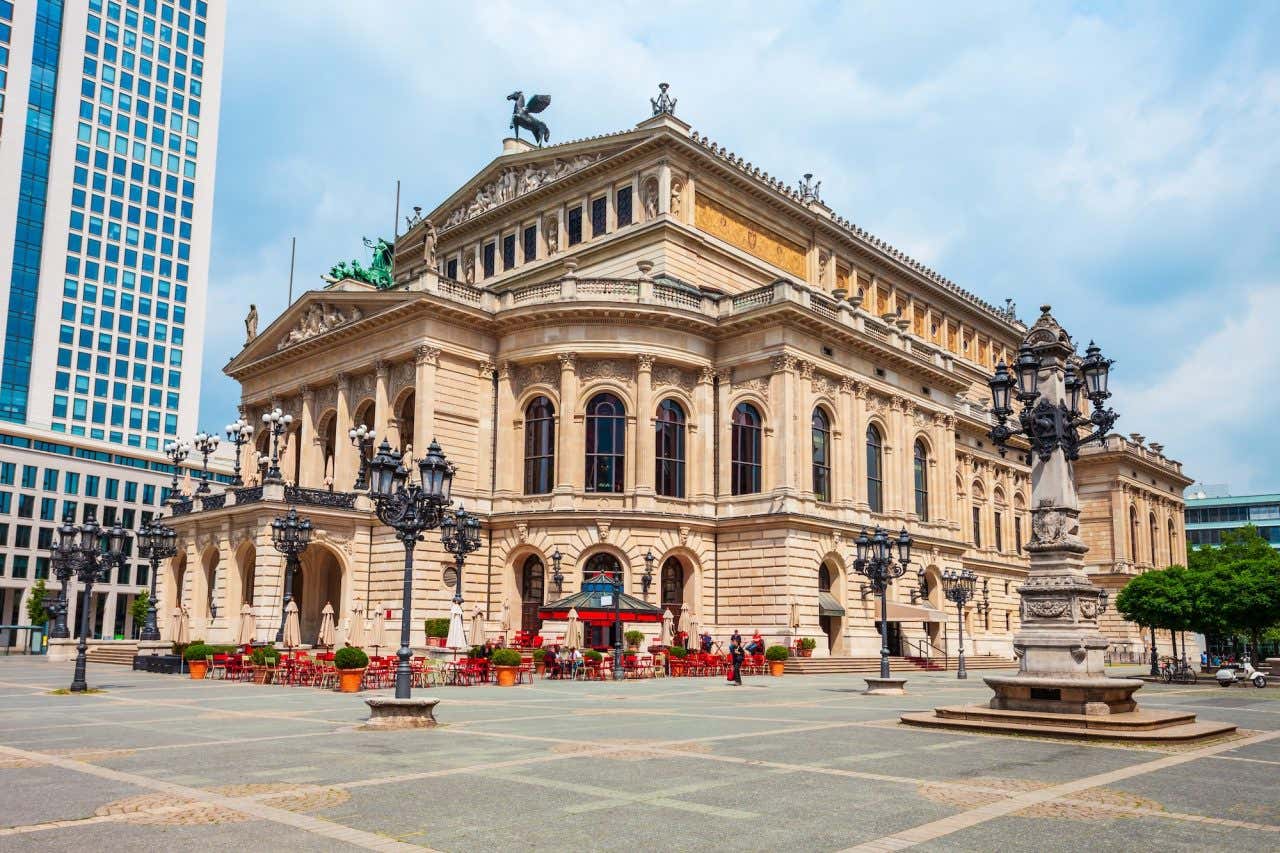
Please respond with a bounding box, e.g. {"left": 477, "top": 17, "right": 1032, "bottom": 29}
{"left": 424, "top": 618, "right": 450, "bottom": 638}
{"left": 182, "top": 643, "right": 213, "bottom": 662}
{"left": 250, "top": 646, "right": 281, "bottom": 666}
{"left": 583, "top": 650, "right": 603, "bottom": 662}
{"left": 25, "top": 579, "right": 50, "bottom": 627}
{"left": 798, "top": 637, "right": 817, "bottom": 651}
{"left": 531, "top": 648, "right": 546, "bottom": 662}
{"left": 624, "top": 629, "right": 645, "bottom": 647}
{"left": 765, "top": 645, "right": 790, "bottom": 661}
{"left": 334, "top": 646, "right": 369, "bottom": 670}
{"left": 468, "top": 645, "right": 490, "bottom": 660}
{"left": 668, "top": 645, "right": 688, "bottom": 658}
{"left": 491, "top": 648, "right": 523, "bottom": 667}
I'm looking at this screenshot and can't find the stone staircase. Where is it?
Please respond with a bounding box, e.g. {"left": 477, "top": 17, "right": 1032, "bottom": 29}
{"left": 85, "top": 643, "right": 139, "bottom": 666}
{"left": 787, "top": 654, "right": 1014, "bottom": 676}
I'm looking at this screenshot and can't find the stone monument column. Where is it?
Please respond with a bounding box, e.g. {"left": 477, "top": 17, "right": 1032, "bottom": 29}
{"left": 334, "top": 373, "right": 355, "bottom": 490}
{"left": 553, "top": 353, "right": 580, "bottom": 508}
{"left": 634, "top": 354, "right": 655, "bottom": 499}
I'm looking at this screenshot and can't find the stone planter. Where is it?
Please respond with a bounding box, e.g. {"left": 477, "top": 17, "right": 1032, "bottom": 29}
{"left": 769, "top": 660, "right": 785, "bottom": 676}
{"left": 495, "top": 665, "right": 519, "bottom": 687}
{"left": 188, "top": 659, "right": 208, "bottom": 680}
{"left": 338, "top": 668, "right": 365, "bottom": 693}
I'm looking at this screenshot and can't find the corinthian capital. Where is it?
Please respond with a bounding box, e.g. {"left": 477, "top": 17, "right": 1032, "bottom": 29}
{"left": 415, "top": 345, "right": 440, "bottom": 366}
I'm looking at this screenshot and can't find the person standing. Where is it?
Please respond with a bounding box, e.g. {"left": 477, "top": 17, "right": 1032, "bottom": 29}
{"left": 729, "top": 638, "right": 745, "bottom": 685}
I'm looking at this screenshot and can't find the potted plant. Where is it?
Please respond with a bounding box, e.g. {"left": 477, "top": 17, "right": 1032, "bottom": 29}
{"left": 250, "top": 645, "right": 281, "bottom": 684}
{"left": 468, "top": 645, "right": 489, "bottom": 661}
{"left": 424, "top": 618, "right": 450, "bottom": 648}
{"left": 491, "top": 647, "right": 523, "bottom": 686}
{"left": 624, "top": 629, "right": 645, "bottom": 651}
{"left": 667, "top": 645, "right": 688, "bottom": 676}
{"left": 183, "top": 643, "right": 212, "bottom": 679}
{"left": 583, "top": 650, "right": 603, "bottom": 665}
{"left": 334, "top": 646, "right": 369, "bottom": 693}
{"left": 797, "top": 637, "right": 817, "bottom": 658}
{"left": 765, "top": 645, "right": 789, "bottom": 676}
{"left": 532, "top": 647, "right": 547, "bottom": 676}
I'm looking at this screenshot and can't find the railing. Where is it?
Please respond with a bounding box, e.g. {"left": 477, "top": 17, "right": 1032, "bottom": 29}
{"left": 576, "top": 278, "right": 638, "bottom": 298}
{"left": 233, "top": 486, "right": 263, "bottom": 505}
{"left": 512, "top": 280, "right": 562, "bottom": 303}
{"left": 201, "top": 493, "right": 226, "bottom": 510}
{"left": 437, "top": 276, "right": 484, "bottom": 304}
{"left": 285, "top": 485, "right": 357, "bottom": 509}
{"left": 902, "top": 634, "right": 948, "bottom": 671}
{"left": 170, "top": 499, "right": 193, "bottom": 516}
{"left": 731, "top": 285, "right": 773, "bottom": 311}
{"left": 810, "top": 293, "right": 839, "bottom": 320}
{"left": 653, "top": 281, "right": 701, "bottom": 308}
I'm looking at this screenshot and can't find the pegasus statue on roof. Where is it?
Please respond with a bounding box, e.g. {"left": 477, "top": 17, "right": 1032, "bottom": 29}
{"left": 508, "top": 90, "right": 551, "bottom": 146}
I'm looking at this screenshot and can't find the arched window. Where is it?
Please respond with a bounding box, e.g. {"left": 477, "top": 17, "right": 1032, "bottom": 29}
{"left": 520, "top": 555, "right": 544, "bottom": 634}
{"left": 583, "top": 552, "right": 623, "bottom": 585}
{"left": 655, "top": 399, "right": 686, "bottom": 498}
{"left": 913, "top": 440, "right": 929, "bottom": 521}
{"left": 585, "top": 393, "right": 625, "bottom": 493}
{"left": 866, "top": 424, "right": 884, "bottom": 512}
{"left": 661, "top": 557, "right": 685, "bottom": 633}
{"left": 818, "top": 563, "right": 833, "bottom": 592}
{"left": 1149, "top": 513, "right": 1159, "bottom": 566}
{"left": 1168, "top": 520, "right": 1178, "bottom": 564}
{"left": 523, "top": 396, "right": 555, "bottom": 494}
{"left": 811, "top": 408, "right": 831, "bottom": 502}
{"left": 731, "top": 402, "right": 763, "bottom": 495}
{"left": 1128, "top": 505, "right": 1139, "bottom": 562}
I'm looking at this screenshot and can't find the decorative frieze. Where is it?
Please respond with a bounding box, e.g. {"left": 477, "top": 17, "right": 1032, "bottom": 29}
{"left": 442, "top": 153, "right": 606, "bottom": 229}
{"left": 653, "top": 364, "right": 697, "bottom": 394}
{"left": 514, "top": 361, "right": 558, "bottom": 394}
{"left": 277, "top": 303, "right": 365, "bottom": 351}
{"left": 578, "top": 358, "right": 635, "bottom": 385}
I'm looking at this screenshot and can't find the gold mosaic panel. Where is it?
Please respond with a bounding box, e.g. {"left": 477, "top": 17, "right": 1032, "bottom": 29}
{"left": 694, "top": 195, "right": 807, "bottom": 278}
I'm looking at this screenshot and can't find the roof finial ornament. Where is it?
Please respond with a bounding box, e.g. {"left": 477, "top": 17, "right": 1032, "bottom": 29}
{"left": 651, "top": 82, "right": 677, "bottom": 116}
{"left": 508, "top": 90, "right": 551, "bottom": 146}
{"left": 798, "top": 173, "right": 822, "bottom": 204}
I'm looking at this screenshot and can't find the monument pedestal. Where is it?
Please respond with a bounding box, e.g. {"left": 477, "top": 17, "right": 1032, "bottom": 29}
{"left": 362, "top": 697, "right": 439, "bottom": 729}
{"left": 863, "top": 677, "right": 908, "bottom": 696}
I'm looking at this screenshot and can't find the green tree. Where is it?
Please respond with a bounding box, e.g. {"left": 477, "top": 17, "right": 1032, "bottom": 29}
{"left": 24, "top": 580, "right": 50, "bottom": 627}
{"left": 1185, "top": 525, "right": 1280, "bottom": 653}
{"left": 1224, "top": 558, "right": 1280, "bottom": 651}
{"left": 1116, "top": 566, "right": 1192, "bottom": 657}
{"left": 130, "top": 591, "right": 151, "bottom": 632}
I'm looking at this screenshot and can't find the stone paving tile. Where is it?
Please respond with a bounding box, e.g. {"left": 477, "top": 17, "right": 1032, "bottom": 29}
{"left": 1103, "top": 754, "right": 1280, "bottom": 827}
{"left": 1, "top": 817, "right": 362, "bottom": 852}
{"left": 911, "top": 813, "right": 1272, "bottom": 852}
{"left": 0, "top": 766, "right": 151, "bottom": 828}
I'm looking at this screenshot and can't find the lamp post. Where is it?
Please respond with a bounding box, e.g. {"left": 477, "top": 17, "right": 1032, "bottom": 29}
{"left": 192, "top": 431, "right": 220, "bottom": 495}
{"left": 348, "top": 424, "right": 377, "bottom": 491}
{"left": 163, "top": 439, "right": 191, "bottom": 505}
{"left": 261, "top": 407, "right": 294, "bottom": 484}
{"left": 136, "top": 517, "right": 178, "bottom": 642}
{"left": 46, "top": 552, "right": 75, "bottom": 639}
{"left": 441, "top": 505, "right": 482, "bottom": 607}
{"left": 224, "top": 418, "right": 254, "bottom": 487}
{"left": 941, "top": 569, "right": 977, "bottom": 679}
{"left": 367, "top": 438, "right": 461, "bottom": 700}
{"left": 853, "top": 526, "right": 913, "bottom": 679}
{"left": 609, "top": 565, "right": 624, "bottom": 680}
{"left": 641, "top": 551, "right": 655, "bottom": 597}
{"left": 53, "top": 512, "right": 129, "bottom": 692}
{"left": 550, "top": 549, "right": 565, "bottom": 594}
{"left": 270, "top": 507, "right": 313, "bottom": 643}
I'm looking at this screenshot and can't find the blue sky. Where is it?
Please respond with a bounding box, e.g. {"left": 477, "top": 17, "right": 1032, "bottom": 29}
{"left": 202, "top": 1, "right": 1280, "bottom": 493}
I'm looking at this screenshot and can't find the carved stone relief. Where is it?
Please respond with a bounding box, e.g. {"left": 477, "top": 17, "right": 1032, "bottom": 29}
{"left": 277, "top": 303, "right": 366, "bottom": 351}
{"left": 514, "top": 362, "right": 558, "bottom": 394}
{"left": 653, "top": 365, "right": 697, "bottom": 394}
{"left": 443, "top": 154, "right": 606, "bottom": 229}
{"left": 578, "top": 358, "right": 635, "bottom": 385}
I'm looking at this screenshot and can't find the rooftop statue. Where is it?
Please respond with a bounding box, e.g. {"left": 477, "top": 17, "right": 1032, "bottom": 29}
{"left": 326, "top": 237, "right": 395, "bottom": 289}
{"left": 651, "top": 82, "right": 677, "bottom": 116}
{"left": 508, "top": 90, "right": 551, "bottom": 146}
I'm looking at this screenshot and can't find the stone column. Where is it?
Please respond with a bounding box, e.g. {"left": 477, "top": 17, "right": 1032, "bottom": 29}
{"left": 769, "top": 354, "right": 797, "bottom": 495}
{"left": 693, "top": 367, "right": 716, "bottom": 504}
{"left": 657, "top": 160, "right": 672, "bottom": 215}
{"left": 796, "top": 361, "right": 814, "bottom": 499}
{"left": 554, "top": 353, "right": 580, "bottom": 506}
{"left": 634, "top": 355, "right": 655, "bottom": 498}
{"left": 300, "top": 386, "right": 320, "bottom": 487}
{"left": 716, "top": 370, "right": 732, "bottom": 497}
{"left": 374, "top": 360, "right": 392, "bottom": 444}
{"left": 413, "top": 346, "right": 439, "bottom": 455}
{"left": 852, "top": 382, "right": 869, "bottom": 512}
{"left": 838, "top": 377, "right": 856, "bottom": 511}
{"left": 101, "top": 591, "right": 117, "bottom": 640}
{"left": 335, "top": 373, "right": 356, "bottom": 491}
{"left": 495, "top": 361, "right": 517, "bottom": 498}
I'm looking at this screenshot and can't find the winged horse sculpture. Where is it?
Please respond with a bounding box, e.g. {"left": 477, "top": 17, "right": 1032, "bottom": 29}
{"left": 508, "top": 91, "right": 551, "bottom": 146}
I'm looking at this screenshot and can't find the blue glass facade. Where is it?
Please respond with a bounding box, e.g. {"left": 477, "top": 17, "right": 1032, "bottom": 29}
{"left": 1, "top": 0, "right": 63, "bottom": 424}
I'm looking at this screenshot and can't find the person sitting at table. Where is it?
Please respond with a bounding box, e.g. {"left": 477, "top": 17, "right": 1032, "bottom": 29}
{"left": 571, "top": 647, "right": 583, "bottom": 677}
{"left": 747, "top": 630, "right": 764, "bottom": 655}
{"left": 700, "top": 631, "right": 713, "bottom": 654}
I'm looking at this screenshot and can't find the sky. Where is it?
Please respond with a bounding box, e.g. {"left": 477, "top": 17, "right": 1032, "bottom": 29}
{"left": 202, "top": 1, "right": 1280, "bottom": 494}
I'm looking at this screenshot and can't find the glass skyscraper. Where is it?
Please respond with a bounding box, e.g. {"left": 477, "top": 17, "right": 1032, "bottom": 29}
{"left": 0, "top": 0, "right": 224, "bottom": 646}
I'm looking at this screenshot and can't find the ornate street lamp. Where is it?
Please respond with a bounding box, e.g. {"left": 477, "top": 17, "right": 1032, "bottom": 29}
{"left": 163, "top": 439, "right": 192, "bottom": 505}
{"left": 136, "top": 517, "right": 178, "bottom": 642}
{"left": 853, "top": 526, "right": 913, "bottom": 680}
{"left": 270, "top": 507, "right": 313, "bottom": 642}
{"left": 368, "top": 438, "right": 464, "bottom": 700}
{"left": 52, "top": 511, "right": 130, "bottom": 692}
{"left": 261, "top": 408, "right": 294, "bottom": 484}
{"left": 224, "top": 417, "right": 254, "bottom": 487}
{"left": 941, "top": 569, "right": 978, "bottom": 679}
{"left": 348, "top": 424, "right": 377, "bottom": 491}
{"left": 550, "top": 549, "right": 565, "bottom": 594}
{"left": 46, "top": 551, "right": 75, "bottom": 639}
{"left": 192, "top": 431, "right": 221, "bottom": 495}
{"left": 641, "top": 551, "right": 655, "bottom": 597}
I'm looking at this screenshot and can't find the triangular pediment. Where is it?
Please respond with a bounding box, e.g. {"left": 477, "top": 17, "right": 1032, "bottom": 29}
{"left": 226, "top": 288, "right": 413, "bottom": 372}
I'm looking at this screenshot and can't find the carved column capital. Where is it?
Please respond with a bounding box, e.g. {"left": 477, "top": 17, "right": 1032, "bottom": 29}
{"left": 698, "top": 366, "right": 716, "bottom": 385}
{"left": 636, "top": 354, "right": 656, "bottom": 372}
{"left": 374, "top": 360, "right": 389, "bottom": 379}
{"left": 478, "top": 361, "right": 497, "bottom": 379}
{"left": 798, "top": 360, "right": 814, "bottom": 380}
{"left": 771, "top": 354, "right": 797, "bottom": 374}
{"left": 839, "top": 376, "right": 856, "bottom": 395}
{"left": 301, "top": 385, "right": 315, "bottom": 402}
{"left": 336, "top": 372, "right": 350, "bottom": 393}
{"left": 557, "top": 352, "right": 577, "bottom": 370}
{"left": 415, "top": 345, "right": 440, "bottom": 366}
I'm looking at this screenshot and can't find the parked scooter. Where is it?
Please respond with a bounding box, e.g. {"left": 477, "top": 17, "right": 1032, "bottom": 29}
{"left": 1215, "top": 658, "right": 1268, "bottom": 688}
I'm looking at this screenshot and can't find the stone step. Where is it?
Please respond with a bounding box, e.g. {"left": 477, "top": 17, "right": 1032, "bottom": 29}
{"left": 787, "top": 655, "right": 1014, "bottom": 675}
{"left": 902, "top": 705, "right": 1238, "bottom": 742}
{"left": 85, "top": 645, "right": 140, "bottom": 665}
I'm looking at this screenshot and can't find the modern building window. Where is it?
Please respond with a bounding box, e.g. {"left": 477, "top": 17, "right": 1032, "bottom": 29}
{"left": 585, "top": 393, "right": 625, "bottom": 493}
{"left": 731, "top": 402, "right": 763, "bottom": 495}
{"left": 972, "top": 505, "right": 982, "bottom": 548}
{"left": 14, "top": 525, "right": 31, "bottom": 548}
{"left": 522, "top": 224, "right": 537, "bottom": 263}
{"left": 12, "top": 556, "right": 28, "bottom": 579}
{"left": 994, "top": 510, "right": 1004, "bottom": 552}
{"left": 866, "top": 425, "right": 884, "bottom": 513}
{"left": 567, "top": 206, "right": 583, "bottom": 246}
{"left": 811, "top": 408, "right": 831, "bottom": 502}
{"left": 523, "top": 395, "right": 555, "bottom": 495}
{"left": 591, "top": 195, "right": 607, "bottom": 237}
{"left": 655, "top": 398, "right": 686, "bottom": 499}
{"left": 616, "top": 186, "right": 633, "bottom": 227}
{"left": 482, "top": 242, "right": 496, "bottom": 278}
{"left": 913, "top": 440, "right": 929, "bottom": 520}
{"left": 17, "top": 494, "right": 34, "bottom": 518}
{"left": 42, "top": 468, "right": 59, "bottom": 491}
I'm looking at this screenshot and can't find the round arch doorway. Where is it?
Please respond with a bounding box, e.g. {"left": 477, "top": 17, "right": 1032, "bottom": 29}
{"left": 292, "top": 546, "right": 344, "bottom": 645}
{"left": 519, "top": 554, "right": 545, "bottom": 635}
{"left": 660, "top": 557, "right": 685, "bottom": 640}
{"left": 582, "top": 552, "right": 623, "bottom": 649}
{"left": 817, "top": 561, "right": 847, "bottom": 655}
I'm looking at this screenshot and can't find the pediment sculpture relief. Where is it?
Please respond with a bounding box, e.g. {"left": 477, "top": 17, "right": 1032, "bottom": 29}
{"left": 277, "top": 302, "right": 365, "bottom": 351}
{"left": 443, "top": 154, "right": 606, "bottom": 229}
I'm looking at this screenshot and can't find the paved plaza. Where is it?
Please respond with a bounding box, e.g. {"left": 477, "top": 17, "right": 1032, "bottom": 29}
{"left": 0, "top": 660, "right": 1277, "bottom": 851}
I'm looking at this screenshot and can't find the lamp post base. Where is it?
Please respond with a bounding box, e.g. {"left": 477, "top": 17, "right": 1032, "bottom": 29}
{"left": 863, "top": 677, "right": 908, "bottom": 696}
{"left": 362, "top": 697, "right": 439, "bottom": 729}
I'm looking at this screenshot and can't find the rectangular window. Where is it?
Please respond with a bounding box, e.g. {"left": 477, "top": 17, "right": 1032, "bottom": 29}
{"left": 40, "top": 497, "right": 57, "bottom": 521}
{"left": 522, "top": 224, "right": 537, "bottom": 263}
{"left": 22, "top": 466, "right": 38, "bottom": 488}
{"left": 972, "top": 506, "right": 982, "bottom": 548}
{"left": 1015, "top": 515, "right": 1023, "bottom": 555}
{"left": 0, "top": 463, "right": 12, "bottom": 486}
{"left": 616, "top": 185, "right": 633, "bottom": 227}
{"left": 502, "top": 233, "right": 516, "bottom": 271}
{"left": 12, "top": 556, "right": 28, "bottom": 579}
{"left": 125, "top": 481, "right": 138, "bottom": 502}
{"left": 65, "top": 472, "right": 81, "bottom": 495}
{"left": 482, "top": 242, "right": 495, "bottom": 278}
{"left": 43, "top": 468, "right": 59, "bottom": 491}
{"left": 591, "top": 195, "right": 607, "bottom": 237}
{"left": 994, "top": 510, "right": 1003, "bottom": 552}
{"left": 567, "top": 206, "right": 583, "bottom": 246}
{"left": 446, "top": 257, "right": 458, "bottom": 279}
{"left": 14, "top": 525, "right": 31, "bottom": 548}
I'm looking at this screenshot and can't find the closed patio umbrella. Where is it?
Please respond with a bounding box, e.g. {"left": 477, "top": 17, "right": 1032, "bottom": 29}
{"left": 237, "top": 603, "right": 256, "bottom": 645}
{"left": 789, "top": 596, "right": 801, "bottom": 630}
{"left": 282, "top": 600, "right": 301, "bottom": 649}
{"left": 173, "top": 605, "right": 191, "bottom": 644}
{"left": 316, "top": 602, "right": 336, "bottom": 649}
{"left": 346, "top": 600, "right": 366, "bottom": 648}
{"left": 661, "top": 608, "right": 674, "bottom": 646}
{"left": 446, "top": 601, "right": 466, "bottom": 650}
{"left": 500, "top": 598, "right": 511, "bottom": 638}
{"left": 565, "top": 607, "right": 583, "bottom": 649}
{"left": 684, "top": 609, "right": 699, "bottom": 651}
{"left": 368, "top": 609, "right": 386, "bottom": 655}
{"left": 469, "top": 603, "right": 486, "bottom": 647}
